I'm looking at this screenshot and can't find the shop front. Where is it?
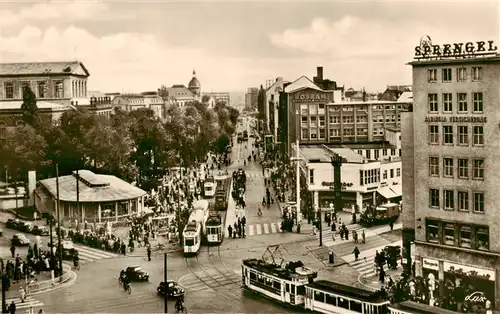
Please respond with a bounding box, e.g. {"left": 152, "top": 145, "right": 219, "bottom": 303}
{"left": 421, "top": 258, "right": 439, "bottom": 281}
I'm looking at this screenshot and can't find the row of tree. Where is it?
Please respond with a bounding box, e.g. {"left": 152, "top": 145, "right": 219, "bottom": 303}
{"left": 0, "top": 87, "right": 239, "bottom": 191}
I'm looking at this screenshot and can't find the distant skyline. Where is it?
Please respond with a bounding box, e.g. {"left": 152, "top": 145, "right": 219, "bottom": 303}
{"left": 0, "top": 0, "right": 497, "bottom": 93}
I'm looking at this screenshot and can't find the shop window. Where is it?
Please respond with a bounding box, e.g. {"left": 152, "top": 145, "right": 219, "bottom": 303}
{"left": 444, "top": 224, "right": 455, "bottom": 245}
{"left": 459, "top": 226, "right": 472, "bottom": 248}
{"left": 426, "top": 221, "right": 439, "bottom": 243}
{"left": 476, "top": 227, "right": 489, "bottom": 251}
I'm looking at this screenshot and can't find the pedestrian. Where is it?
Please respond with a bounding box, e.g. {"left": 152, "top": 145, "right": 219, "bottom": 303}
{"left": 353, "top": 246, "right": 360, "bottom": 261}
{"left": 9, "top": 301, "right": 15, "bottom": 314}
{"left": 10, "top": 245, "right": 15, "bottom": 258}
{"left": 228, "top": 225, "right": 233, "bottom": 238}
{"left": 362, "top": 230, "right": 366, "bottom": 244}
{"left": 340, "top": 228, "right": 344, "bottom": 240}
{"left": 331, "top": 232, "right": 335, "bottom": 242}
{"left": 390, "top": 221, "right": 394, "bottom": 231}
{"left": 147, "top": 245, "right": 152, "bottom": 262}
{"left": 19, "top": 286, "right": 25, "bottom": 303}
{"left": 379, "top": 266, "right": 386, "bottom": 284}
{"left": 345, "top": 228, "right": 349, "bottom": 241}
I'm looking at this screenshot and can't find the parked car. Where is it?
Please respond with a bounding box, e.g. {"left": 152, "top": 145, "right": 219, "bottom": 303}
{"left": 49, "top": 241, "right": 78, "bottom": 260}
{"left": 32, "top": 225, "right": 50, "bottom": 236}
{"left": 19, "top": 222, "right": 34, "bottom": 233}
{"left": 123, "top": 266, "right": 149, "bottom": 281}
{"left": 157, "top": 280, "right": 185, "bottom": 298}
{"left": 6, "top": 218, "right": 21, "bottom": 230}
{"left": 12, "top": 234, "right": 30, "bottom": 246}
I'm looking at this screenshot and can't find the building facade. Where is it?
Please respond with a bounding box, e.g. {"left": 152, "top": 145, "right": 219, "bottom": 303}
{"left": 265, "top": 77, "right": 285, "bottom": 142}
{"left": 203, "top": 92, "right": 230, "bottom": 106}
{"left": 245, "top": 87, "right": 258, "bottom": 111}
{"left": 299, "top": 145, "right": 402, "bottom": 212}
{"left": 403, "top": 38, "right": 499, "bottom": 309}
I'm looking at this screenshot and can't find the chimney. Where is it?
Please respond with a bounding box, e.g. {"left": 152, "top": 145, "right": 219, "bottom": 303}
{"left": 317, "top": 66, "right": 323, "bottom": 81}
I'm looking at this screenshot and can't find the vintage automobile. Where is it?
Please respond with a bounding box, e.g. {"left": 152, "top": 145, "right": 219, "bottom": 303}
{"left": 19, "top": 221, "right": 34, "bottom": 233}
{"left": 157, "top": 280, "right": 185, "bottom": 298}
{"left": 12, "top": 234, "right": 30, "bottom": 246}
{"left": 6, "top": 218, "right": 21, "bottom": 230}
{"left": 50, "top": 240, "right": 79, "bottom": 260}
{"left": 123, "top": 266, "right": 149, "bottom": 282}
{"left": 32, "top": 225, "right": 50, "bottom": 236}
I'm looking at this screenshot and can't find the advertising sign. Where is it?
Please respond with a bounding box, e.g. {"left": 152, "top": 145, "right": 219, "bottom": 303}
{"left": 414, "top": 35, "right": 498, "bottom": 60}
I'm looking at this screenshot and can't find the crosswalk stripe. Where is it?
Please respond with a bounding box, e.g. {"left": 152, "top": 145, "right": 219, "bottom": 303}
{"left": 263, "top": 224, "right": 269, "bottom": 234}
{"left": 256, "top": 224, "right": 262, "bottom": 235}
{"left": 348, "top": 255, "right": 395, "bottom": 278}
{"left": 6, "top": 296, "right": 43, "bottom": 310}
{"left": 270, "top": 223, "right": 277, "bottom": 233}
{"left": 249, "top": 225, "right": 254, "bottom": 236}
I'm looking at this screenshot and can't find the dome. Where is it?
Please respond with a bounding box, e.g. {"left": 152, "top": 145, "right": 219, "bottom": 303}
{"left": 188, "top": 70, "right": 200, "bottom": 88}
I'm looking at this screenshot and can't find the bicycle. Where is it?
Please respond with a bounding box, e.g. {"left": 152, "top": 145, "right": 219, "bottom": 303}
{"left": 123, "top": 282, "right": 132, "bottom": 294}
{"left": 175, "top": 304, "right": 187, "bottom": 314}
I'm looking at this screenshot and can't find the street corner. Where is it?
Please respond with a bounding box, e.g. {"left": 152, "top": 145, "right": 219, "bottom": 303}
{"left": 357, "top": 272, "right": 385, "bottom": 291}
{"left": 378, "top": 229, "right": 402, "bottom": 242}
{"left": 306, "top": 245, "right": 347, "bottom": 268}
{"left": 30, "top": 269, "right": 78, "bottom": 296}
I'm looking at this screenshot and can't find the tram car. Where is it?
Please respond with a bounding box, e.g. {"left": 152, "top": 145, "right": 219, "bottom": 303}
{"left": 205, "top": 212, "right": 223, "bottom": 245}
{"left": 214, "top": 178, "right": 230, "bottom": 211}
{"left": 183, "top": 200, "right": 210, "bottom": 255}
{"left": 242, "top": 258, "right": 390, "bottom": 314}
{"left": 388, "top": 301, "right": 459, "bottom": 314}
{"left": 204, "top": 176, "right": 217, "bottom": 198}
{"left": 242, "top": 258, "right": 317, "bottom": 306}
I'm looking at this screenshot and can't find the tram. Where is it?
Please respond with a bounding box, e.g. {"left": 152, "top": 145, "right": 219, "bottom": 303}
{"left": 204, "top": 176, "right": 217, "bottom": 198}
{"left": 242, "top": 258, "right": 390, "bottom": 314}
{"left": 205, "top": 212, "right": 223, "bottom": 245}
{"left": 388, "top": 301, "right": 463, "bottom": 314}
{"left": 183, "top": 200, "right": 210, "bottom": 255}
{"left": 214, "top": 178, "right": 230, "bottom": 211}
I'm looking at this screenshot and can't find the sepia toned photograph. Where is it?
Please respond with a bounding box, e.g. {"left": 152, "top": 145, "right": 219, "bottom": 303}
{"left": 0, "top": 0, "right": 497, "bottom": 313}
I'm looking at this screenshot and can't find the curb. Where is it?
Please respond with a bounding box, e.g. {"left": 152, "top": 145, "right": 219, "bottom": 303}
{"left": 29, "top": 270, "right": 78, "bottom": 296}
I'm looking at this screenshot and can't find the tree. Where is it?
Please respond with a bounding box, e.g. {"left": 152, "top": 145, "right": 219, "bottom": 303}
{"left": 213, "top": 134, "right": 230, "bottom": 155}
{"left": 21, "top": 87, "right": 38, "bottom": 126}
{"left": 158, "top": 85, "right": 169, "bottom": 100}
{"left": 201, "top": 95, "right": 210, "bottom": 103}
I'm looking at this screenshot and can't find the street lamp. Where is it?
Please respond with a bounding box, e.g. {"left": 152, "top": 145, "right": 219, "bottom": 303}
{"left": 289, "top": 110, "right": 302, "bottom": 233}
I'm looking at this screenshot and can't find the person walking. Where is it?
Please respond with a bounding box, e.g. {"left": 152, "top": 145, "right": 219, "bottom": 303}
{"left": 362, "top": 230, "right": 366, "bottom": 244}
{"left": 147, "top": 245, "right": 152, "bottom": 262}
{"left": 353, "top": 246, "right": 360, "bottom": 261}
{"left": 9, "top": 301, "right": 16, "bottom": 314}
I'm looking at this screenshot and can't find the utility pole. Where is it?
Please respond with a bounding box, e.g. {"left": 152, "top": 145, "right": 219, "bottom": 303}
{"left": 164, "top": 253, "right": 168, "bottom": 313}
{"left": 290, "top": 110, "right": 301, "bottom": 233}
{"left": 1, "top": 260, "right": 6, "bottom": 314}
{"left": 76, "top": 168, "right": 80, "bottom": 228}
{"left": 56, "top": 164, "right": 63, "bottom": 278}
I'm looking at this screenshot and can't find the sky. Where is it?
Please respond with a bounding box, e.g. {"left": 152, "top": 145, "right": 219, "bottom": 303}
{"left": 0, "top": 0, "right": 498, "bottom": 94}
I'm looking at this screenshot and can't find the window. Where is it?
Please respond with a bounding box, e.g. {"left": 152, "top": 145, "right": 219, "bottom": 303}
{"left": 343, "top": 128, "right": 354, "bottom": 136}
{"left": 473, "top": 192, "right": 484, "bottom": 213}
{"left": 356, "top": 115, "right": 367, "bottom": 123}
{"left": 472, "top": 67, "right": 482, "bottom": 81}
{"left": 359, "top": 170, "right": 364, "bottom": 186}
{"left": 427, "top": 221, "right": 439, "bottom": 243}
{"left": 444, "top": 190, "right": 454, "bottom": 210}
{"left": 366, "top": 150, "right": 371, "bottom": 159}
{"left": 473, "top": 126, "right": 483, "bottom": 146}
{"left": 301, "top": 116, "right": 307, "bottom": 127}
{"left": 310, "top": 128, "right": 317, "bottom": 139}
{"left": 4, "top": 82, "right": 13, "bottom": 99}
{"left": 37, "top": 81, "right": 46, "bottom": 98}
{"left": 443, "top": 158, "right": 453, "bottom": 177}
{"left": 458, "top": 191, "right": 469, "bottom": 211}
{"left": 383, "top": 170, "right": 388, "bottom": 180}
{"left": 429, "top": 157, "right": 439, "bottom": 176}
{"left": 458, "top": 126, "right": 468, "bottom": 145}
{"left": 319, "top": 116, "right": 325, "bottom": 127}
{"left": 476, "top": 227, "right": 489, "bottom": 251}
{"left": 428, "top": 69, "right": 437, "bottom": 82}
{"left": 329, "top": 116, "right": 340, "bottom": 124}
{"left": 343, "top": 116, "right": 353, "bottom": 124}
{"left": 473, "top": 159, "right": 484, "bottom": 179}
{"left": 330, "top": 129, "right": 340, "bottom": 137}
{"left": 429, "top": 125, "right": 439, "bottom": 144}
{"left": 458, "top": 93, "right": 468, "bottom": 112}
{"left": 319, "top": 128, "right": 325, "bottom": 139}
{"left": 459, "top": 226, "right": 472, "bottom": 248}
{"left": 442, "top": 68, "right": 452, "bottom": 82}
{"left": 301, "top": 104, "right": 308, "bottom": 115}
{"left": 428, "top": 94, "right": 438, "bottom": 112}
{"left": 473, "top": 92, "right": 483, "bottom": 113}
{"left": 325, "top": 294, "right": 337, "bottom": 306}
{"left": 310, "top": 116, "right": 317, "bottom": 127}
{"left": 397, "top": 168, "right": 401, "bottom": 177}
{"left": 430, "top": 189, "right": 440, "bottom": 208}
{"left": 457, "top": 67, "right": 467, "bottom": 81}
{"left": 391, "top": 149, "right": 395, "bottom": 155}
{"left": 458, "top": 159, "right": 468, "bottom": 179}
{"left": 443, "top": 93, "right": 453, "bottom": 112}
{"left": 390, "top": 169, "right": 394, "bottom": 178}
{"left": 382, "top": 149, "right": 387, "bottom": 156}
{"left": 444, "top": 224, "right": 455, "bottom": 245}
{"left": 54, "top": 81, "right": 64, "bottom": 98}
{"left": 443, "top": 125, "right": 453, "bottom": 144}
{"left": 0, "top": 122, "right": 6, "bottom": 140}
{"left": 309, "top": 104, "right": 318, "bottom": 115}
{"left": 309, "top": 169, "right": 314, "bottom": 185}
{"left": 301, "top": 128, "right": 309, "bottom": 140}
{"left": 374, "top": 150, "right": 379, "bottom": 160}
{"left": 314, "top": 291, "right": 325, "bottom": 302}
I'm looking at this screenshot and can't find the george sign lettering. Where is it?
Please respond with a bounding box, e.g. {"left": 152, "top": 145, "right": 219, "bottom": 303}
{"left": 414, "top": 35, "right": 498, "bottom": 60}
{"left": 294, "top": 92, "right": 328, "bottom": 102}
{"left": 465, "top": 291, "right": 488, "bottom": 303}
{"left": 425, "top": 116, "right": 487, "bottom": 123}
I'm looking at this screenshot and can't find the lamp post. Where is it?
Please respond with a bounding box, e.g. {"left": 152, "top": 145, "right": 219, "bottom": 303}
{"left": 289, "top": 110, "right": 301, "bottom": 233}
{"left": 55, "top": 164, "right": 63, "bottom": 278}
{"left": 164, "top": 253, "right": 168, "bottom": 313}
{"left": 330, "top": 153, "right": 346, "bottom": 214}
{"left": 1, "top": 260, "right": 6, "bottom": 314}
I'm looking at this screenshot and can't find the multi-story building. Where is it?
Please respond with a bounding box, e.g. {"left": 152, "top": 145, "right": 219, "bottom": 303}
{"left": 245, "top": 87, "right": 258, "bottom": 111}
{"left": 203, "top": 92, "right": 230, "bottom": 107}
{"left": 298, "top": 145, "right": 402, "bottom": 212}
{"left": 111, "top": 94, "right": 166, "bottom": 119}
{"left": 265, "top": 77, "right": 285, "bottom": 141}
{"left": 279, "top": 70, "right": 411, "bottom": 157}
{"left": 403, "top": 37, "right": 499, "bottom": 309}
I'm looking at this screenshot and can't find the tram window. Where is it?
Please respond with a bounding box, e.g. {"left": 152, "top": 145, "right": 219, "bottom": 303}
{"left": 325, "top": 294, "right": 336, "bottom": 305}
{"left": 296, "top": 285, "right": 305, "bottom": 295}
{"left": 273, "top": 281, "right": 281, "bottom": 290}
{"left": 380, "top": 304, "right": 388, "bottom": 314}
{"left": 257, "top": 275, "right": 264, "bottom": 283}
{"left": 185, "top": 238, "right": 194, "bottom": 246}
{"left": 350, "top": 300, "right": 363, "bottom": 313}
{"left": 286, "top": 284, "right": 290, "bottom": 293}
{"left": 314, "top": 291, "right": 325, "bottom": 302}
{"left": 363, "top": 304, "right": 370, "bottom": 314}
{"left": 250, "top": 272, "right": 257, "bottom": 280}
{"left": 338, "top": 297, "right": 349, "bottom": 309}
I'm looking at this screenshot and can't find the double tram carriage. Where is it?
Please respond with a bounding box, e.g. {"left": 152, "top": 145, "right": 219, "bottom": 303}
{"left": 242, "top": 258, "right": 390, "bottom": 314}
{"left": 205, "top": 212, "right": 223, "bottom": 245}
{"left": 183, "top": 200, "right": 210, "bottom": 255}
{"left": 203, "top": 176, "right": 217, "bottom": 198}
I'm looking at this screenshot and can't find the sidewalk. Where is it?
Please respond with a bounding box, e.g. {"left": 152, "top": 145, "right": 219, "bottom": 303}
{"left": 224, "top": 180, "right": 239, "bottom": 238}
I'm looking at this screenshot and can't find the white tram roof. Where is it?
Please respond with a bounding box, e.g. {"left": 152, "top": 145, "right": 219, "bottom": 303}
{"left": 193, "top": 199, "right": 209, "bottom": 210}
{"left": 307, "top": 280, "right": 388, "bottom": 304}
{"left": 183, "top": 221, "right": 199, "bottom": 233}
{"left": 242, "top": 258, "right": 317, "bottom": 281}
{"left": 188, "top": 209, "right": 206, "bottom": 223}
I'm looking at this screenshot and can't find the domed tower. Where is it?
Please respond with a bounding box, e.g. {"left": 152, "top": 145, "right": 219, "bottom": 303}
{"left": 188, "top": 69, "right": 201, "bottom": 97}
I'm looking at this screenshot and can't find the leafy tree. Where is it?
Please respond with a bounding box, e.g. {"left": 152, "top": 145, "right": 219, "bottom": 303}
{"left": 213, "top": 134, "right": 230, "bottom": 155}
{"left": 158, "top": 85, "right": 169, "bottom": 100}
{"left": 21, "top": 87, "right": 38, "bottom": 126}
{"left": 201, "top": 95, "right": 210, "bottom": 103}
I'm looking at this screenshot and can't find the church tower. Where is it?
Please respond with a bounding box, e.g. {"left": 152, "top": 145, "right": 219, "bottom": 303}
{"left": 188, "top": 69, "right": 201, "bottom": 98}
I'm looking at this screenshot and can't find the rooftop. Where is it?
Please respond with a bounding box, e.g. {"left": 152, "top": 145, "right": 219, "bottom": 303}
{"left": 300, "top": 145, "right": 366, "bottom": 163}
{"left": 408, "top": 55, "right": 500, "bottom": 66}
{"left": 0, "top": 61, "right": 89, "bottom": 77}
{"left": 38, "top": 170, "right": 146, "bottom": 203}
{"left": 338, "top": 142, "right": 397, "bottom": 150}
{"left": 284, "top": 76, "right": 322, "bottom": 93}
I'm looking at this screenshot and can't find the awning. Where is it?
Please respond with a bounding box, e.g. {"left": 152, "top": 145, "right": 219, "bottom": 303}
{"left": 377, "top": 185, "right": 402, "bottom": 199}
